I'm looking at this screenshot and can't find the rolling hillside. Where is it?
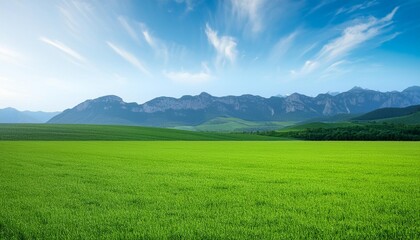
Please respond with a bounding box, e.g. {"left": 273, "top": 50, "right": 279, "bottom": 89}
{"left": 174, "top": 117, "right": 294, "bottom": 132}
{"left": 0, "top": 124, "right": 280, "bottom": 141}
{"left": 375, "top": 112, "right": 420, "bottom": 125}
{"left": 278, "top": 122, "right": 359, "bottom": 132}
{"left": 354, "top": 104, "right": 420, "bottom": 121}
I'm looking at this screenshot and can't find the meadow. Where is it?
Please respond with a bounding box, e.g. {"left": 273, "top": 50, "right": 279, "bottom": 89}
{"left": 0, "top": 124, "right": 279, "bottom": 141}
{"left": 0, "top": 141, "right": 419, "bottom": 239}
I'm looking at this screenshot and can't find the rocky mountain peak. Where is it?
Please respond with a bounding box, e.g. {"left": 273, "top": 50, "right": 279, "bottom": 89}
{"left": 327, "top": 91, "right": 340, "bottom": 96}
{"left": 348, "top": 86, "right": 366, "bottom": 92}
{"left": 94, "top": 95, "right": 123, "bottom": 103}
{"left": 198, "top": 92, "right": 212, "bottom": 99}
{"left": 74, "top": 95, "right": 124, "bottom": 111}
{"left": 287, "top": 93, "right": 308, "bottom": 102}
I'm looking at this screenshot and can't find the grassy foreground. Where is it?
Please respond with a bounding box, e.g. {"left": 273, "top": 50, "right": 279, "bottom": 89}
{"left": 0, "top": 141, "right": 419, "bottom": 239}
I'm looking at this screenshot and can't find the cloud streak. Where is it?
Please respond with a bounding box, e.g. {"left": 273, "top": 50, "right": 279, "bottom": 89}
{"left": 40, "top": 37, "right": 87, "bottom": 64}
{"left": 270, "top": 30, "right": 299, "bottom": 61}
{"left": 294, "top": 7, "right": 399, "bottom": 76}
{"left": 336, "top": 0, "right": 378, "bottom": 16}
{"left": 205, "top": 23, "right": 237, "bottom": 67}
{"left": 107, "top": 42, "right": 151, "bottom": 76}
{"left": 140, "top": 23, "right": 169, "bottom": 63}
{"left": 229, "top": 0, "right": 265, "bottom": 34}
{"left": 118, "top": 16, "right": 139, "bottom": 42}
{"left": 225, "top": 0, "right": 298, "bottom": 36}
{"left": 58, "top": 0, "right": 97, "bottom": 35}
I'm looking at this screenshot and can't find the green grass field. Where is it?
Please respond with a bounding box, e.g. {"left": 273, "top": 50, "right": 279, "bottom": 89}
{"left": 1, "top": 141, "right": 419, "bottom": 239}
{"left": 0, "top": 124, "right": 279, "bottom": 141}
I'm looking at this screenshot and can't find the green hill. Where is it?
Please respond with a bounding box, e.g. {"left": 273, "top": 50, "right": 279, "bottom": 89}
{"left": 278, "top": 122, "right": 359, "bottom": 132}
{"left": 300, "top": 114, "right": 360, "bottom": 124}
{"left": 174, "top": 117, "right": 294, "bottom": 132}
{"left": 377, "top": 111, "right": 420, "bottom": 125}
{"left": 0, "top": 124, "right": 280, "bottom": 141}
{"left": 354, "top": 105, "right": 420, "bottom": 121}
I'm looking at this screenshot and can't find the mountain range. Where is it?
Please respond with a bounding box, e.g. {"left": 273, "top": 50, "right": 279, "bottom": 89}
{"left": 0, "top": 108, "right": 60, "bottom": 123}
{"left": 47, "top": 86, "right": 420, "bottom": 127}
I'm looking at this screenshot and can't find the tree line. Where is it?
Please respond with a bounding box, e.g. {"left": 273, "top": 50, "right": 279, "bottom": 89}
{"left": 262, "top": 123, "right": 420, "bottom": 141}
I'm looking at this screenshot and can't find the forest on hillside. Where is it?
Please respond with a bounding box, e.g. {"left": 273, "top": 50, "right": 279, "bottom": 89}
{"left": 263, "top": 123, "right": 420, "bottom": 141}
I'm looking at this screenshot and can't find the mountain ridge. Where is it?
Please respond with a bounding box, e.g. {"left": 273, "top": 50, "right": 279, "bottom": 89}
{"left": 0, "top": 108, "right": 60, "bottom": 123}
{"left": 48, "top": 86, "right": 420, "bottom": 126}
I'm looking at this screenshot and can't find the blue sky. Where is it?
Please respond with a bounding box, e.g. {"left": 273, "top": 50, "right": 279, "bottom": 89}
{"left": 0, "top": 0, "right": 419, "bottom": 111}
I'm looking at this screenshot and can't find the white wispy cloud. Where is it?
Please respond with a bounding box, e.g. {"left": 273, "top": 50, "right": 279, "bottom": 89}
{"left": 229, "top": 0, "right": 265, "bottom": 34}
{"left": 319, "top": 7, "right": 399, "bottom": 61}
{"left": 320, "top": 60, "right": 350, "bottom": 79}
{"left": 163, "top": 62, "right": 211, "bottom": 84}
{"left": 293, "top": 7, "right": 399, "bottom": 76}
{"left": 377, "top": 31, "right": 401, "bottom": 45}
{"left": 0, "top": 46, "right": 24, "bottom": 65}
{"left": 291, "top": 60, "right": 319, "bottom": 76}
{"left": 118, "top": 16, "right": 139, "bottom": 42}
{"left": 226, "top": 0, "right": 298, "bottom": 36}
{"left": 107, "top": 42, "right": 151, "bottom": 76}
{"left": 58, "top": 0, "right": 97, "bottom": 35}
{"left": 306, "top": 0, "right": 334, "bottom": 16}
{"left": 324, "top": 60, "right": 347, "bottom": 73}
{"left": 40, "top": 37, "right": 87, "bottom": 64}
{"left": 336, "top": 0, "right": 378, "bottom": 16}
{"left": 117, "top": 19, "right": 182, "bottom": 64}
{"left": 140, "top": 23, "right": 169, "bottom": 63}
{"left": 270, "top": 30, "right": 299, "bottom": 61}
{"left": 205, "top": 23, "right": 237, "bottom": 67}
{"left": 142, "top": 30, "right": 155, "bottom": 48}
{"left": 298, "top": 42, "right": 319, "bottom": 59}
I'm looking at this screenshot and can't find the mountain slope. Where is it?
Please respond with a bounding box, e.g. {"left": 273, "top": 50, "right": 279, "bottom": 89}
{"left": 381, "top": 112, "right": 420, "bottom": 125}
{"left": 174, "top": 117, "right": 294, "bottom": 132}
{"left": 354, "top": 105, "right": 420, "bottom": 120}
{"left": 48, "top": 86, "right": 420, "bottom": 126}
{"left": 0, "top": 108, "right": 60, "bottom": 123}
